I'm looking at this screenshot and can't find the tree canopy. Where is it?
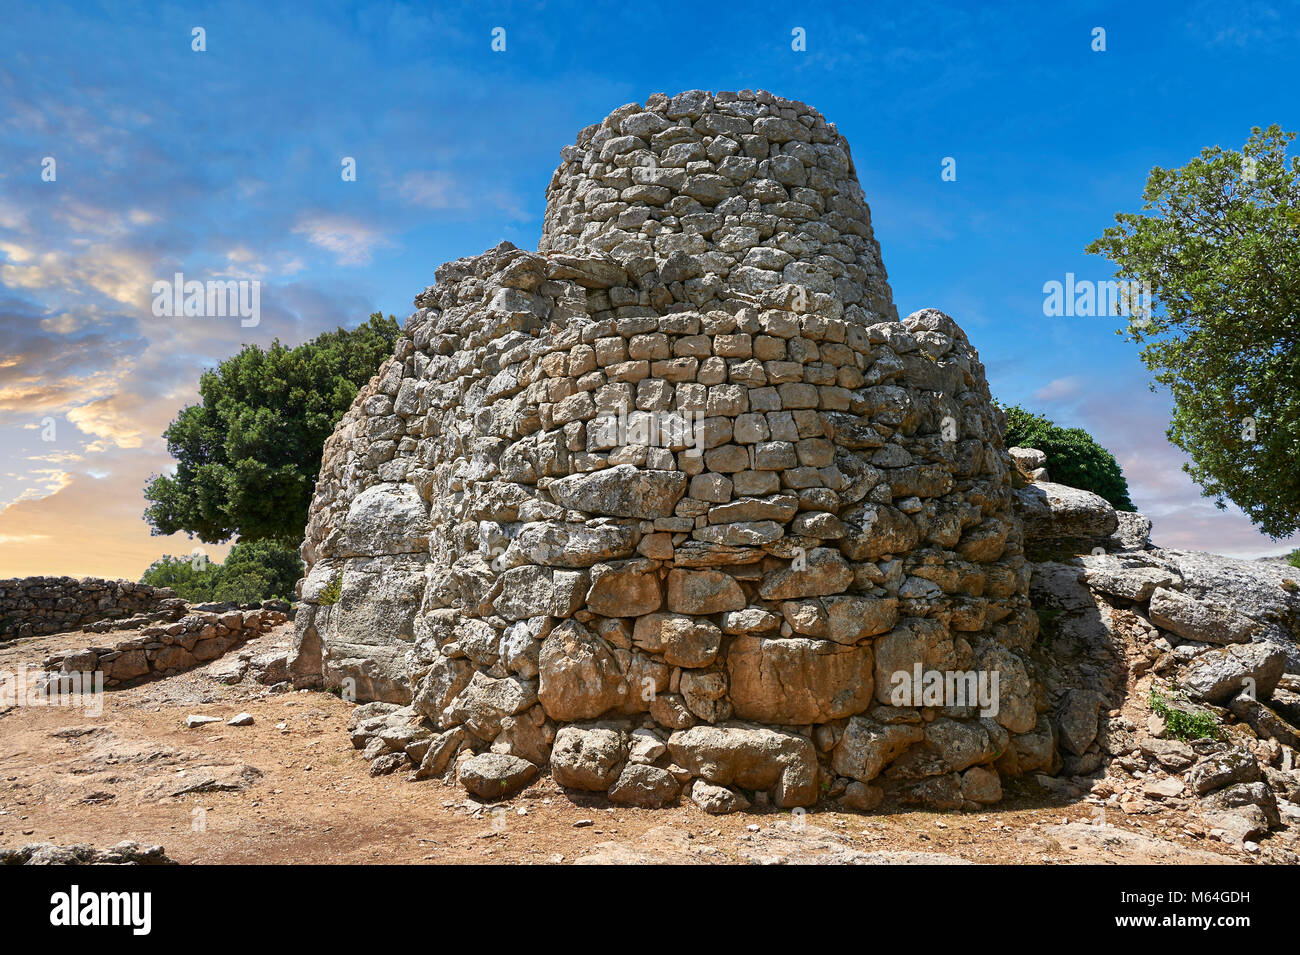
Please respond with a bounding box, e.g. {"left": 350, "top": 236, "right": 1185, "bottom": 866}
{"left": 1086, "top": 125, "right": 1300, "bottom": 538}
{"left": 1001, "top": 404, "right": 1136, "bottom": 511}
{"left": 144, "top": 312, "right": 400, "bottom": 544}
{"left": 140, "top": 538, "right": 304, "bottom": 604}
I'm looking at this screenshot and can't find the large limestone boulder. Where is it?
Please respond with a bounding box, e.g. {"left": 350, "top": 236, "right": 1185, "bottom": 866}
{"left": 1111, "top": 511, "right": 1153, "bottom": 551}
{"left": 667, "top": 723, "right": 818, "bottom": 808}
{"left": 1014, "top": 481, "right": 1118, "bottom": 546}
{"left": 457, "top": 753, "right": 538, "bottom": 800}
{"left": 1148, "top": 549, "right": 1300, "bottom": 663}
{"left": 549, "top": 725, "right": 627, "bottom": 790}
{"left": 1147, "top": 587, "right": 1257, "bottom": 645}
{"left": 608, "top": 763, "right": 680, "bottom": 807}
{"left": 832, "top": 715, "right": 925, "bottom": 783}
{"left": 336, "top": 483, "right": 431, "bottom": 557}
{"left": 315, "top": 556, "right": 425, "bottom": 703}
{"left": 726, "top": 636, "right": 874, "bottom": 723}
{"left": 549, "top": 465, "right": 686, "bottom": 519}
{"left": 1080, "top": 553, "right": 1180, "bottom": 602}
{"left": 537, "top": 621, "right": 630, "bottom": 720}
{"left": 1179, "top": 642, "right": 1287, "bottom": 704}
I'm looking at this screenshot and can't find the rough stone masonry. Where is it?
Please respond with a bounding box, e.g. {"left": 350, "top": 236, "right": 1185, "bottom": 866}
{"left": 289, "top": 89, "right": 1051, "bottom": 812}
{"left": 0, "top": 577, "right": 174, "bottom": 640}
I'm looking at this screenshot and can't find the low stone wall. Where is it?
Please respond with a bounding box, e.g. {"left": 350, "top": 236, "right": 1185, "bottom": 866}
{"left": 43, "top": 607, "right": 289, "bottom": 687}
{"left": 0, "top": 576, "right": 175, "bottom": 640}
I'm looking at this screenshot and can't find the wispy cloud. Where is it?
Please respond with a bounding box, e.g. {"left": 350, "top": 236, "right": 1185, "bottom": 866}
{"left": 292, "top": 214, "right": 391, "bottom": 266}
{"left": 399, "top": 170, "right": 464, "bottom": 210}
{"left": 1032, "top": 376, "right": 1086, "bottom": 404}
{"left": 66, "top": 397, "right": 146, "bottom": 452}
{"left": 1185, "top": 0, "right": 1300, "bottom": 48}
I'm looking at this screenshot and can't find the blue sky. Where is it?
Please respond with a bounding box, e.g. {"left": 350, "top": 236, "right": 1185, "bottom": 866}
{"left": 1, "top": 0, "right": 1297, "bottom": 576}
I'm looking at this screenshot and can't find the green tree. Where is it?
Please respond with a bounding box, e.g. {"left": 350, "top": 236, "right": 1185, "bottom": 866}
{"left": 144, "top": 313, "right": 399, "bottom": 544}
{"left": 138, "top": 554, "right": 223, "bottom": 603}
{"left": 1087, "top": 125, "right": 1300, "bottom": 538}
{"left": 140, "top": 539, "right": 303, "bottom": 603}
{"left": 218, "top": 538, "right": 302, "bottom": 600}
{"left": 1001, "top": 404, "right": 1136, "bottom": 511}
{"left": 211, "top": 568, "right": 273, "bottom": 604}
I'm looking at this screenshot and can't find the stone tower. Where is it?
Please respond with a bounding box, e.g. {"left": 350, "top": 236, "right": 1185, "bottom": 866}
{"left": 290, "top": 90, "right": 1051, "bottom": 811}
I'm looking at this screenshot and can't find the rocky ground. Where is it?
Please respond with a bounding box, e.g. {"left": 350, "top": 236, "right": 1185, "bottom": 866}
{"left": 0, "top": 621, "right": 1270, "bottom": 865}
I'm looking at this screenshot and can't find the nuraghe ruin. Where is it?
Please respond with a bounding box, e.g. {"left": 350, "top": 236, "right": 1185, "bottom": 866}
{"left": 289, "top": 90, "right": 1054, "bottom": 810}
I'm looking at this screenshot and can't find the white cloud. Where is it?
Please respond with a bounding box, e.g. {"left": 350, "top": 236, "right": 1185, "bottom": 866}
{"left": 399, "top": 170, "right": 463, "bottom": 209}
{"left": 2, "top": 468, "right": 72, "bottom": 507}
{"left": 1032, "top": 376, "right": 1086, "bottom": 404}
{"left": 292, "top": 214, "right": 390, "bottom": 266}
{"left": 0, "top": 240, "right": 157, "bottom": 308}
{"left": 66, "top": 397, "right": 146, "bottom": 452}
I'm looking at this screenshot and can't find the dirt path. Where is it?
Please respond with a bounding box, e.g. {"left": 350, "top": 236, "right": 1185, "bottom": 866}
{"left": 0, "top": 625, "right": 1245, "bottom": 864}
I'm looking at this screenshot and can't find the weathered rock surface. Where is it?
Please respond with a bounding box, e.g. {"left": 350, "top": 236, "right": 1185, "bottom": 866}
{"left": 1180, "top": 643, "right": 1287, "bottom": 704}
{"left": 0, "top": 840, "right": 176, "bottom": 865}
{"left": 668, "top": 723, "right": 818, "bottom": 807}
{"left": 1014, "top": 482, "right": 1118, "bottom": 546}
{"left": 727, "top": 636, "right": 874, "bottom": 723}
{"left": 1152, "top": 549, "right": 1300, "bottom": 662}
{"left": 1187, "top": 749, "right": 1261, "bottom": 796}
{"left": 1082, "top": 554, "right": 1180, "bottom": 603}
{"left": 1148, "top": 587, "right": 1256, "bottom": 645}
{"left": 832, "top": 716, "right": 925, "bottom": 783}
{"left": 689, "top": 778, "right": 751, "bottom": 815}
{"left": 457, "top": 753, "right": 538, "bottom": 800}
{"left": 608, "top": 763, "right": 680, "bottom": 807}
{"left": 550, "top": 725, "right": 627, "bottom": 790}
{"left": 537, "top": 621, "right": 630, "bottom": 720}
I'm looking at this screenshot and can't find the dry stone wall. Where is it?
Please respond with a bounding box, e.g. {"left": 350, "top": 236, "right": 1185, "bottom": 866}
{"left": 42, "top": 606, "right": 288, "bottom": 687}
{"left": 0, "top": 577, "right": 174, "bottom": 641}
{"left": 292, "top": 90, "right": 1048, "bottom": 811}
{"left": 538, "top": 89, "right": 895, "bottom": 324}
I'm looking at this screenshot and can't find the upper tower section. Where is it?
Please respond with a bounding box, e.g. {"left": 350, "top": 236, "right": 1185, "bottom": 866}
{"left": 539, "top": 90, "right": 896, "bottom": 324}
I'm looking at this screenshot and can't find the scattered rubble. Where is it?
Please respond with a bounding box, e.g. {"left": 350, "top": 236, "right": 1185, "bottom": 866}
{"left": 0, "top": 840, "right": 176, "bottom": 865}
